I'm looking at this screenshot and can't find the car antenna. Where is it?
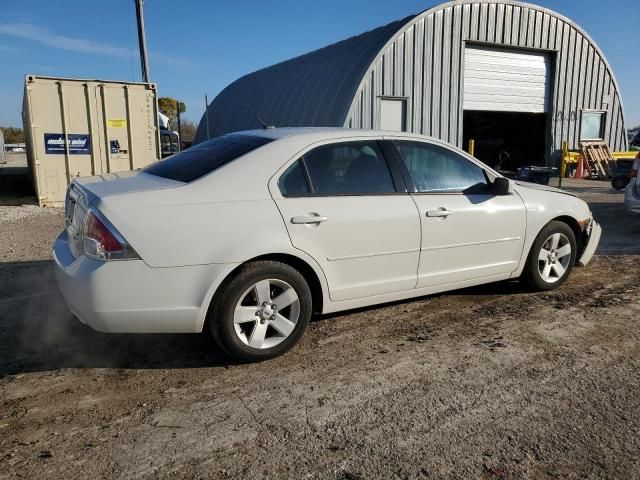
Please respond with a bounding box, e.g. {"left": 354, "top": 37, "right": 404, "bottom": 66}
{"left": 255, "top": 114, "right": 275, "bottom": 130}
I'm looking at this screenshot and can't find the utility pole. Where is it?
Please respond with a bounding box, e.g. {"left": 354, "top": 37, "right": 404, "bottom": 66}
{"left": 134, "top": 0, "right": 150, "bottom": 82}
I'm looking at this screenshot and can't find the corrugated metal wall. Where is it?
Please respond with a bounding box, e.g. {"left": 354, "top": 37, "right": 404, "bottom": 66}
{"left": 345, "top": 0, "right": 627, "bottom": 157}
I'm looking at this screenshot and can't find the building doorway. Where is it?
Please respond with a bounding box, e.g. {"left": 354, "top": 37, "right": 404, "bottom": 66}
{"left": 463, "top": 111, "right": 548, "bottom": 170}
{"left": 463, "top": 45, "right": 551, "bottom": 170}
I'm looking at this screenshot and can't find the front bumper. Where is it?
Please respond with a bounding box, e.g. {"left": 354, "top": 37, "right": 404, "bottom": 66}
{"left": 53, "top": 231, "right": 230, "bottom": 333}
{"left": 577, "top": 220, "right": 601, "bottom": 267}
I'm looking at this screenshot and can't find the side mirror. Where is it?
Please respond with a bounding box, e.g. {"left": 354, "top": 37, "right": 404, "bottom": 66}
{"left": 492, "top": 177, "right": 512, "bottom": 195}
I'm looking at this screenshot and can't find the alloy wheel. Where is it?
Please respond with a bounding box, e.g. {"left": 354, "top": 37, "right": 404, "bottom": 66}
{"left": 537, "top": 232, "right": 572, "bottom": 283}
{"left": 233, "top": 279, "right": 300, "bottom": 349}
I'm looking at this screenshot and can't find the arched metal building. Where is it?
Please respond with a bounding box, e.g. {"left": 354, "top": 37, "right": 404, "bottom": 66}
{"left": 194, "top": 0, "right": 627, "bottom": 167}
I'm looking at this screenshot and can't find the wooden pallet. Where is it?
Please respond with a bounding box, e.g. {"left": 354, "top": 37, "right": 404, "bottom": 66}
{"left": 579, "top": 141, "right": 613, "bottom": 179}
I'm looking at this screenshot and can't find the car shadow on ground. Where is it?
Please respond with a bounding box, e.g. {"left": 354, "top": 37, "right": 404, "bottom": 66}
{"left": 0, "top": 260, "right": 235, "bottom": 377}
{"left": 1, "top": 259, "right": 530, "bottom": 377}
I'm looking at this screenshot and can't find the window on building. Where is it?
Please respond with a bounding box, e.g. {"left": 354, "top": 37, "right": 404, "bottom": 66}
{"left": 393, "top": 141, "right": 488, "bottom": 193}
{"left": 580, "top": 111, "right": 605, "bottom": 140}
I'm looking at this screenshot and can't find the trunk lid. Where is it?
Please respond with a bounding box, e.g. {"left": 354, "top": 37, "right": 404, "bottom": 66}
{"left": 64, "top": 171, "right": 182, "bottom": 259}
{"left": 74, "top": 170, "right": 183, "bottom": 199}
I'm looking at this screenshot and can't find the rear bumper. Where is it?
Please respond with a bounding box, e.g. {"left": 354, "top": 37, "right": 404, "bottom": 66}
{"left": 624, "top": 183, "right": 640, "bottom": 214}
{"left": 577, "top": 220, "right": 601, "bottom": 267}
{"left": 53, "top": 231, "right": 230, "bottom": 333}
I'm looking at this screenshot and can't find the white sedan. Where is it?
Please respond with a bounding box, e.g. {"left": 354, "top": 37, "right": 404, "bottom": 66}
{"left": 54, "top": 128, "right": 601, "bottom": 361}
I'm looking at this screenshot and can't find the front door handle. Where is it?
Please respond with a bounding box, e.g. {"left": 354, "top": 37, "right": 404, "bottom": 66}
{"left": 426, "top": 208, "right": 453, "bottom": 218}
{"left": 291, "top": 214, "right": 328, "bottom": 224}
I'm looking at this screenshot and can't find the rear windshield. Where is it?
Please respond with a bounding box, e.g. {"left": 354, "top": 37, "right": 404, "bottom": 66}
{"left": 144, "top": 134, "right": 273, "bottom": 182}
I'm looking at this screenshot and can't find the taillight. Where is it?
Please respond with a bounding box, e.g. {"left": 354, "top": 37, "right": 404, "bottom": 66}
{"left": 83, "top": 208, "right": 139, "bottom": 261}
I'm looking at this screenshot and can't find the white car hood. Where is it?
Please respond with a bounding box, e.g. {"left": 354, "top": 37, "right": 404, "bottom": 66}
{"left": 514, "top": 181, "right": 576, "bottom": 197}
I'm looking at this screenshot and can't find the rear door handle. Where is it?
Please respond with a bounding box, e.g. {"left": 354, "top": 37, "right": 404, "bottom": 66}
{"left": 426, "top": 208, "right": 453, "bottom": 218}
{"left": 291, "top": 215, "right": 328, "bottom": 224}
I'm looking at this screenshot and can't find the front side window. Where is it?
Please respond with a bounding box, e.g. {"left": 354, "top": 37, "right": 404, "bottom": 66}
{"left": 301, "top": 141, "right": 395, "bottom": 195}
{"left": 394, "top": 141, "right": 487, "bottom": 193}
{"left": 145, "top": 134, "right": 272, "bottom": 183}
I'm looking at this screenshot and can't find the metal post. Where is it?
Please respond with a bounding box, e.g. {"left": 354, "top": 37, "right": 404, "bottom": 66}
{"left": 468, "top": 139, "right": 475, "bottom": 157}
{"left": 559, "top": 140, "right": 568, "bottom": 189}
{"left": 176, "top": 99, "right": 182, "bottom": 151}
{"left": 134, "top": 0, "right": 150, "bottom": 82}
{"left": 57, "top": 82, "right": 72, "bottom": 183}
{"left": 205, "top": 94, "right": 210, "bottom": 140}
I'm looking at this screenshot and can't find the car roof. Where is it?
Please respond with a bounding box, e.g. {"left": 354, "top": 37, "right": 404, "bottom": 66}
{"left": 226, "top": 127, "right": 425, "bottom": 142}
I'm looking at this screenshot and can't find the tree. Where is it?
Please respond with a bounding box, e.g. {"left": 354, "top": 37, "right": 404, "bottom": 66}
{"left": 178, "top": 119, "right": 197, "bottom": 143}
{"left": 158, "top": 97, "right": 186, "bottom": 126}
{"left": 0, "top": 127, "right": 24, "bottom": 144}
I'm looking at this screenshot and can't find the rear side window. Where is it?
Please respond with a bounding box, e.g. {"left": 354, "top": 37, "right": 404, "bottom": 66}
{"left": 279, "top": 160, "right": 309, "bottom": 196}
{"left": 394, "top": 141, "right": 487, "bottom": 193}
{"left": 144, "top": 135, "right": 272, "bottom": 183}
{"left": 302, "top": 141, "right": 395, "bottom": 195}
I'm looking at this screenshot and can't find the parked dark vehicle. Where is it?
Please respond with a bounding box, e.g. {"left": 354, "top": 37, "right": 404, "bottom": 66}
{"left": 611, "top": 159, "right": 636, "bottom": 190}
{"left": 516, "top": 166, "right": 558, "bottom": 185}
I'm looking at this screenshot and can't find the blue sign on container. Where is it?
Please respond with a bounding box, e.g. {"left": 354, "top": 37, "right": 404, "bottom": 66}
{"left": 44, "top": 133, "right": 91, "bottom": 155}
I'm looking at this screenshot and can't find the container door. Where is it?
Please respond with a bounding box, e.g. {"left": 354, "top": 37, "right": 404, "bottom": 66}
{"left": 126, "top": 86, "right": 160, "bottom": 168}
{"left": 97, "top": 84, "right": 133, "bottom": 173}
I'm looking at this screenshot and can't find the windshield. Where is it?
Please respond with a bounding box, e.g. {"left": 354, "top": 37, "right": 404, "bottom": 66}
{"left": 145, "top": 134, "right": 273, "bottom": 182}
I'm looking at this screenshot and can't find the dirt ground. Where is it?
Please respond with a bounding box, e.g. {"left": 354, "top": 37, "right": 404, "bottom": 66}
{"left": 1, "top": 173, "right": 640, "bottom": 479}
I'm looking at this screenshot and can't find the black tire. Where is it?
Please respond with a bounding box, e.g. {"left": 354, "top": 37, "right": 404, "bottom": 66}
{"left": 611, "top": 175, "right": 629, "bottom": 190}
{"left": 208, "top": 260, "right": 312, "bottom": 362}
{"left": 522, "top": 220, "right": 577, "bottom": 291}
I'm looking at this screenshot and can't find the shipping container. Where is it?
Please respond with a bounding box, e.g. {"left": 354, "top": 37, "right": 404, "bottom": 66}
{"left": 22, "top": 75, "right": 161, "bottom": 207}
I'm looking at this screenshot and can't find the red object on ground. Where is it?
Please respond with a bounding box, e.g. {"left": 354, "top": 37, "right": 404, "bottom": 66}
{"left": 575, "top": 155, "right": 584, "bottom": 178}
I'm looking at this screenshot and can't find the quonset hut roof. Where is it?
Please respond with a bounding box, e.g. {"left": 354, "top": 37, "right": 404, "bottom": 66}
{"left": 194, "top": 1, "right": 626, "bottom": 152}
{"left": 193, "top": 16, "right": 414, "bottom": 143}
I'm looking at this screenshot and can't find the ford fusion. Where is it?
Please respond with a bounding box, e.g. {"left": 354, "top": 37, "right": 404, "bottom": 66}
{"left": 54, "top": 128, "right": 601, "bottom": 361}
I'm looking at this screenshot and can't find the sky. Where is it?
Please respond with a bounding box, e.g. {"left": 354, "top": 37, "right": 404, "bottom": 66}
{"left": 0, "top": 0, "right": 638, "bottom": 129}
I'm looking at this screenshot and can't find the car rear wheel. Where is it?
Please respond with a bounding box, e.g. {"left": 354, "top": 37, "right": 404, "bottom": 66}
{"left": 208, "top": 261, "right": 312, "bottom": 362}
{"left": 522, "top": 221, "right": 577, "bottom": 291}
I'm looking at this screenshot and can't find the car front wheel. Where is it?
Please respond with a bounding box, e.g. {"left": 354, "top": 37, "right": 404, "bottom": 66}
{"left": 208, "top": 261, "right": 312, "bottom": 362}
{"left": 522, "top": 221, "right": 577, "bottom": 291}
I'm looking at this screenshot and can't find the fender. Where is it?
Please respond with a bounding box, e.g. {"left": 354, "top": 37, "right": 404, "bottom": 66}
{"left": 194, "top": 246, "right": 330, "bottom": 332}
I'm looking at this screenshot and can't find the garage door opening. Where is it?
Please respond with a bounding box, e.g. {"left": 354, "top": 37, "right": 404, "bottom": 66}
{"left": 463, "top": 45, "right": 551, "bottom": 170}
{"left": 463, "top": 111, "right": 547, "bottom": 170}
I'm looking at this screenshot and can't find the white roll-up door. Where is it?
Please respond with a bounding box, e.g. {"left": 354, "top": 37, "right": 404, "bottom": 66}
{"left": 463, "top": 46, "right": 551, "bottom": 113}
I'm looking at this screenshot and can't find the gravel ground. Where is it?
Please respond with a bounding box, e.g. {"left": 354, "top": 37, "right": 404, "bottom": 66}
{"left": 1, "top": 175, "right": 639, "bottom": 479}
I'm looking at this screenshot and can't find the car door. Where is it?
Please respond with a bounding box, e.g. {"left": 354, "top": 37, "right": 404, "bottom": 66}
{"left": 271, "top": 138, "right": 421, "bottom": 302}
{"left": 387, "top": 139, "right": 526, "bottom": 288}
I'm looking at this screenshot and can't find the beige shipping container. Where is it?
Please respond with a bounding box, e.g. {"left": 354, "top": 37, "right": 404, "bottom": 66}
{"left": 22, "top": 75, "right": 161, "bottom": 207}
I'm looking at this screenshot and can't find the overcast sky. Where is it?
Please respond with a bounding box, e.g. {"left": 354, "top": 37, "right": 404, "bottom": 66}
{"left": 0, "top": 0, "right": 638, "bottom": 129}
